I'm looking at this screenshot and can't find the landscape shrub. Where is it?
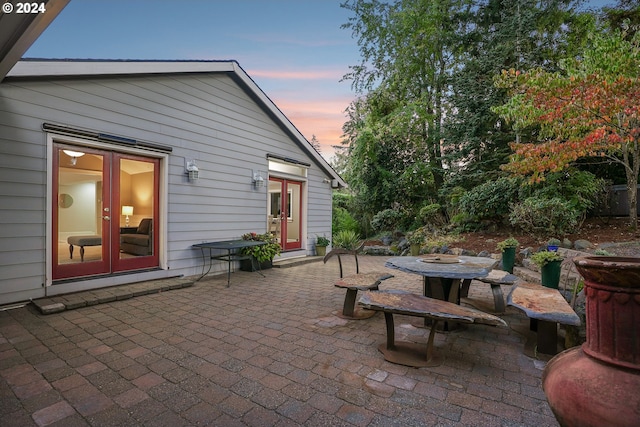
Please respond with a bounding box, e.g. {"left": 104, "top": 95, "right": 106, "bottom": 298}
{"left": 417, "top": 203, "right": 446, "bottom": 227}
{"left": 509, "top": 196, "right": 580, "bottom": 235}
{"left": 522, "top": 169, "right": 607, "bottom": 221}
{"left": 333, "top": 230, "right": 361, "bottom": 250}
{"left": 332, "top": 206, "right": 360, "bottom": 235}
{"left": 459, "top": 176, "right": 522, "bottom": 223}
{"left": 371, "top": 208, "right": 404, "bottom": 232}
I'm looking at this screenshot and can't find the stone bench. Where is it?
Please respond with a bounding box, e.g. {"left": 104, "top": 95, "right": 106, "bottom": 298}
{"left": 461, "top": 269, "right": 519, "bottom": 313}
{"left": 358, "top": 290, "right": 507, "bottom": 367}
{"left": 324, "top": 248, "right": 393, "bottom": 319}
{"left": 507, "top": 282, "right": 580, "bottom": 355}
{"left": 67, "top": 235, "right": 102, "bottom": 262}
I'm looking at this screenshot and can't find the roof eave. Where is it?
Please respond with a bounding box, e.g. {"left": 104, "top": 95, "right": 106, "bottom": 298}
{"left": 0, "top": 0, "right": 70, "bottom": 81}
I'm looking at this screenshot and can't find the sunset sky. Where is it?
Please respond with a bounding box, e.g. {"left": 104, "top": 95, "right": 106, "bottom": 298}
{"left": 25, "top": 0, "right": 611, "bottom": 161}
{"left": 25, "top": 0, "right": 359, "bottom": 160}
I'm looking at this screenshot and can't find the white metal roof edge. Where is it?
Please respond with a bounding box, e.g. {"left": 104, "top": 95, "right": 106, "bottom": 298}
{"left": 7, "top": 59, "right": 237, "bottom": 77}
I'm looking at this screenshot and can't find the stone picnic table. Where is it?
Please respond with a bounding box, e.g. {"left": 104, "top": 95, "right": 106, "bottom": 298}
{"left": 385, "top": 255, "right": 498, "bottom": 329}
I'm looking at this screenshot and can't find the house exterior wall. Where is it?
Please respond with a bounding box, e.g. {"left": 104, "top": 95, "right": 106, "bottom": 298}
{"left": 0, "top": 72, "right": 334, "bottom": 304}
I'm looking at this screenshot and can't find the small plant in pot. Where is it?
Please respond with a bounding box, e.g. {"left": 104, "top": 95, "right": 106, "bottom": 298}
{"left": 547, "top": 238, "right": 561, "bottom": 252}
{"left": 239, "top": 232, "right": 281, "bottom": 270}
{"left": 531, "top": 250, "right": 564, "bottom": 289}
{"left": 315, "top": 235, "right": 330, "bottom": 256}
{"left": 497, "top": 237, "right": 519, "bottom": 273}
{"left": 408, "top": 228, "right": 427, "bottom": 256}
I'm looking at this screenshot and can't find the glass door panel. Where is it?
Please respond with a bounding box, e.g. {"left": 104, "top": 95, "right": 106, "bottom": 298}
{"left": 53, "top": 146, "right": 110, "bottom": 279}
{"left": 268, "top": 179, "right": 283, "bottom": 246}
{"left": 113, "top": 154, "right": 159, "bottom": 272}
{"left": 268, "top": 178, "right": 302, "bottom": 251}
{"left": 284, "top": 181, "right": 302, "bottom": 250}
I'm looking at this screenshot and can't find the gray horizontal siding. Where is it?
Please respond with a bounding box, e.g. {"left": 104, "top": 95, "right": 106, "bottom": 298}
{"left": 0, "top": 71, "right": 334, "bottom": 303}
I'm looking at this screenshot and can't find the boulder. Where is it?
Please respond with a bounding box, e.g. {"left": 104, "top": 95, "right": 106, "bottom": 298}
{"left": 574, "top": 239, "right": 594, "bottom": 250}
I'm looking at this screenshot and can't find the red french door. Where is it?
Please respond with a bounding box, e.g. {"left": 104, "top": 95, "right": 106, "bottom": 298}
{"left": 268, "top": 177, "right": 303, "bottom": 251}
{"left": 53, "top": 144, "right": 159, "bottom": 280}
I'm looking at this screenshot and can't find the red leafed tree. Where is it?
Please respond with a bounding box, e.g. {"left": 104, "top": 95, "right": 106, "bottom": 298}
{"left": 493, "top": 27, "right": 640, "bottom": 229}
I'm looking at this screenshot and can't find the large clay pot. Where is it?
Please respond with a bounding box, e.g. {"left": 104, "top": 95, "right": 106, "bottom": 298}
{"left": 542, "top": 256, "right": 640, "bottom": 427}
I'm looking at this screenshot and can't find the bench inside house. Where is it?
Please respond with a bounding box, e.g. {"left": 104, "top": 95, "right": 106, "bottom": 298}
{"left": 358, "top": 289, "right": 507, "bottom": 367}
{"left": 67, "top": 235, "right": 102, "bottom": 262}
{"left": 507, "top": 282, "right": 580, "bottom": 356}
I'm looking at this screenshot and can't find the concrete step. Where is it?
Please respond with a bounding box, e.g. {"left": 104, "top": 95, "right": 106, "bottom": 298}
{"left": 272, "top": 256, "right": 323, "bottom": 268}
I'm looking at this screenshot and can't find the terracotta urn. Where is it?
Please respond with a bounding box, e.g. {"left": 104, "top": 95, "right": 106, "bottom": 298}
{"left": 542, "top": 256, "right": 640, "bottom": 427}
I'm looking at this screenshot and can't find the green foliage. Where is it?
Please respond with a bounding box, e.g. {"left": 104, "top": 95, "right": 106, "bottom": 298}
{"left": 594, "top": 248, "right": 615, "bottom": 256}
{"left": 332, "top": 206, "right": 360, "bottom": 235}
{"left": 417, "top": 203, "right": 445, "bottom": 226}
{"left": 316, "top": 235, "right": 330, "bottom": 247}
{"left": 547, "top": 238, "right": 562, "bottom": 246}
{"left": 240, "top": 232, "right": 281, "bottom": 263}
{"left": 497, "top": 237, "right": 519, "bottom": 251}
{"left": 450, "top": 212, "right": 482, "bottom": 232}
{"left": 332, "top": 192, "right": 354, "bottom": 210}
{"left": 522, "top": 170, "right": 607, "bottom": 220}
{"left": 371, "top": 208, "right": 404, "bottom": 233}
{"left": 531, "top": 250, "right": 564, "bottom": 268}
{"left": 333, "top": 230, "right": 361, "bottom": 251}
{"left": 337, "top": 0, "right": 602, "bottom": 234}
{"left": 459, "top": 176, "right": 522, "bottom": 222}
{"left": 407, "top": 226, "right": 430, "bottom": 245}
{"left": 509, "top": 197, "right": 580, "bottom": 236}
{"left": 332, "top": 192, "right": 360, "bottom": 235}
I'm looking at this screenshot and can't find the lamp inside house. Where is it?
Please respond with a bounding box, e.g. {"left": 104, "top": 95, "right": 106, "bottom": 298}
{"left": 62, "top": 149, "right": 85, "bottom": 166}
{"left": 122, "top": 205, "right": 133, "bottom": 226}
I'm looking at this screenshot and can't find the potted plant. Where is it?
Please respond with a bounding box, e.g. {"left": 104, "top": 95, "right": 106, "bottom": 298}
{"left": 315, "top": 235, "right": 330, "bottom": 256}
{"left": 239, "top": 232, "right": 281, "bottom": 271}
{"left": 497, "top": 237, "right": 519, "bottom": 273}
{"left": 408, "top": 229, "right": 427, "bottom": 256}
{"left": 531, "top": 250, "right": 564, "bottom": 289}
{"left": 547, "top": 238, "right": 561, "bottom": 252}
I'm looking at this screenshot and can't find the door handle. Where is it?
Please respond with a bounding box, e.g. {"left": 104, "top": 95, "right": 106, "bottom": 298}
{"left": 103, "top": 216, "right": 110, "bottom": 220}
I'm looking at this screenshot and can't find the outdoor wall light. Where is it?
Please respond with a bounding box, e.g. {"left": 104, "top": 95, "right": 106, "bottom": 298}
{"left": 186, "top": 159, "right": 199, "bottom": 182}
{"left": 62, "top": 149, "right": 85, "bottom": 166}
{"left": 252, "top": 171, "right": 265, "bottom": 188}
{"left": 122, "top": 205, "right": 133, "bottom": 226}
{"left": 323, "top": 177, "right": 339, "bottom": 188}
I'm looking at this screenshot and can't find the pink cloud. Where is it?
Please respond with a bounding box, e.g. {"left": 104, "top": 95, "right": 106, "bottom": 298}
{"left": 271, "top": 97, "right": 353, "bottom": 158}
{"left": 248, "top": 68, "right": 343, "bottom": 81}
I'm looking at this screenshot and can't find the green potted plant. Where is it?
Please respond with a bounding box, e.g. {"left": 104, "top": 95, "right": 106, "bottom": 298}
{"left": 407, "top": 229, "right": 426, "bottom": 256}
{"left": 531, "top": 250, "right": 564, "bottom": 289}
{"left": 497, "top": 237, "right": 519, "bottom": 273}
{"left": 315, "top": 235, "right": 330, "bottom": 256}
{"left": 239, "top": 232, "right": 281, "bottom": 271}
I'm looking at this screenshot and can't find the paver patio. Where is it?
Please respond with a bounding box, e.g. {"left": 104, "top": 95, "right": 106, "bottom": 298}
{"left": 0, "top": 256, "right": 559, "bottom": 426}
